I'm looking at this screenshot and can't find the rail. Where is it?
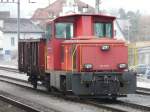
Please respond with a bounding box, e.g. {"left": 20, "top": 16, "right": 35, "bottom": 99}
{"left": 0, "top": 95, "right": 41, "bottom": 112}
{"left": 0, "top": 66, "right": 19, "bottom": 73}
{"left": 136, "top": 87, "right": 150, "bottom": 95}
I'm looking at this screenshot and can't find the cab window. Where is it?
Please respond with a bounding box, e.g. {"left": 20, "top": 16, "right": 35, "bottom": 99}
{"left": 46, "top": 25, "right": 51, "bottom": 39}
{"left": 94, "top": 23, "right": 112, "bottom": 38}
{"left": 55, "top": 23, "right": 74, "bottom": 39}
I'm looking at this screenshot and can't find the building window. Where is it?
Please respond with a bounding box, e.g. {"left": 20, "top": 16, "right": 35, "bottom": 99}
{"left": 0, "top": 48, "right": 3, "bottom": 54}
{"left": 11, "top": 37, "right": 15, "bottom": 46}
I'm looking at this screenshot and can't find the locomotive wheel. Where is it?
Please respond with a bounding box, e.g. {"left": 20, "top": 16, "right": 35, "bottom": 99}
{"left": 111, "top": 96, "right": 117, "bottom": 101}
{"left": 45, "top": 82, "right": 51, "bottom": 91}
{"left": 60, "top": 75, "right": 66, "bottom": 91}
{"left": 45, "top": 74, "right": 51, "bottom": 91}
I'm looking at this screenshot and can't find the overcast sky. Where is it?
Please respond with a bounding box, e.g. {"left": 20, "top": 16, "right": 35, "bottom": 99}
{"left": 0, "top": 0, "right": 149, "bottom": 18}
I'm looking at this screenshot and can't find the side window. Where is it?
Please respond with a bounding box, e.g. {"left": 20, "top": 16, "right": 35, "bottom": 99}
{"left": 105, "top": 23, "right": 112, "bottom": 37}
{"left": 55, "top": 23, "right": 74, "bottom": 39}
{"left": 94, "top": 23, "right": 112, "bottom": 38}
{"left": 46, "top": 25, "right": 51, "bottom": 39}
{"left": 94, "top": 23, "right": 104, "bottom": 37}
{"left": 11, "top": 37, "right": 15, "bottom": 46}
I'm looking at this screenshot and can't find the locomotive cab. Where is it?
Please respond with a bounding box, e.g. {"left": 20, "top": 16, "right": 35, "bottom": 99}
{"left": 45, "top": 14, "right": 136, "bottom": 98}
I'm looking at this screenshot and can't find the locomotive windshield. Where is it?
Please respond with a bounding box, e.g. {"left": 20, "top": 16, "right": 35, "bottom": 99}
{"left": 94, "top": 23, "right": 112, "bottom": 38}
{"left": 55, "top": 23, "right": 74, "bottom": 39}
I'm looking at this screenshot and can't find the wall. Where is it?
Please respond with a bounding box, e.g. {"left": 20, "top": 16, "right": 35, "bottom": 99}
{"left": 138, "top": 47, "right": 150, "bottom": 65}
{"left": 2, "top": 32, "right": 42, "bottom": 53}
{"left": 128, "top": 42, "right": 150, "bottom": 67}
{"left": 0, "top": 31, "right": 3, "bottom": 58}
{"left": 1, "top": 32, "right": 43, "bottom": 61}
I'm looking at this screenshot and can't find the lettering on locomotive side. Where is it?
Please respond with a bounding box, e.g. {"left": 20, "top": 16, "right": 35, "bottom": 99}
{"left": 99, "top": 64, "right": 110, "bottom": 68}
{"left": 47, "top": 47, "right": 52, "bottom": 53}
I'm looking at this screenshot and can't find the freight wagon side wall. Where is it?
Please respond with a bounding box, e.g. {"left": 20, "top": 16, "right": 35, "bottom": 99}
{"left": 18, "top": 42, "right": 25, "bottom": 72}
{"left": 18, "top": 39, "right": 46, "bottom": 74}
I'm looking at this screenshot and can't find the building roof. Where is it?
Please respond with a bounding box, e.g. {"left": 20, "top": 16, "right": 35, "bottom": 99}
{"left": 31, "top": 0, "right": 95, "bottom": 28}
{"left": 32, "top": 0, "right": 95, "bottom": 20}
{"left": 0, "top": 11, "right": 10, "bottom": 19}
{"left": 1, "top": 18, "right": 44, "bottom": 33}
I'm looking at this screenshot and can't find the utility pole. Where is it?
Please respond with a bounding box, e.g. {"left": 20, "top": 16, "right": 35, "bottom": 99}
{"left": 48, "top": 0, "right": 51, "bottom": 5}
{"left": 95, "top": 0, "right": 101, "bottom": 14}
{"left": 17, "top": 0, "right": 20, "bottom": 42}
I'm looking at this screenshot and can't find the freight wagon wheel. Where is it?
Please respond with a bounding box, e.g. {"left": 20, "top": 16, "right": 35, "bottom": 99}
{"left": 111, "top": 96, "right": 117, "bottom": 101}
{"left": 30, "top": 75, "right": 38, "bottom": 89}
{"left": 33, "top": 82, "right": 37, "bottom": 89}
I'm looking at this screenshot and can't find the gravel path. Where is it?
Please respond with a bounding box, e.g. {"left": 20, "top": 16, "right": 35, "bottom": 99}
{"left": 0, "top": 100, "right": 27, "bottom": 112}
{"left": 0, "top": 81, "right": 109, "bottom": 112}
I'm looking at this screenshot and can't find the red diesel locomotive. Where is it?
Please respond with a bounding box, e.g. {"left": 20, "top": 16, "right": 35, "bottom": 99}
{"left": 18, "top": 14, "right": 136, "bottom": 99}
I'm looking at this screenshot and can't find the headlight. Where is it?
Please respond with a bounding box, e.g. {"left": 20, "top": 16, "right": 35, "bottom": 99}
{"left": 118, "top": 64, "right": 128, "bottom": 69}
{"left": 83, "top": 64, "right": 93, "bottom": 69}
{"left": 101, "top": 45, "right": 110, "bottom": 51}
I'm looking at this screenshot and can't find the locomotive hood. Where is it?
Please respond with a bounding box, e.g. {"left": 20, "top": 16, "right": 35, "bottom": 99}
{"left": 61, "top": 37, "right": 128, "bottom": 72}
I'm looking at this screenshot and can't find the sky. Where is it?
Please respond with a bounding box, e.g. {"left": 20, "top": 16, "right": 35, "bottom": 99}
{"left": 0, "top": 0, "right": 149, "bottom": 18}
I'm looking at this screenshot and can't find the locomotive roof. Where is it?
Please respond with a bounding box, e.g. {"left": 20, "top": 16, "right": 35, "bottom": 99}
{"left": 48, "top": 14, "right": 116, "bottom": 23}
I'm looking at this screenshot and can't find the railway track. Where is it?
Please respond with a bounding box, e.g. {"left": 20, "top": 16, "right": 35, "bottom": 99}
{"left": 1, "top": 66, "right": 150, "bottom": 112}
{"left": 1, "top": 66, "right": 150, "bottom": 95}
{"left": 0, "top": 74, "right": 124, "bottom": 112}
{"left": 136, "top": 87, "right": 150, "bottom": 95}
{"left": 0, "top": 94, "right": 41, "bottom": 112}
{"left": 0, "top": 66, "right": 19, "bottom": 73}
{"left": 87, "top": 100, "right": 150, "bottom": 112}
{"left": 0, "top": 75, "right": 128, "bottom": 112}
